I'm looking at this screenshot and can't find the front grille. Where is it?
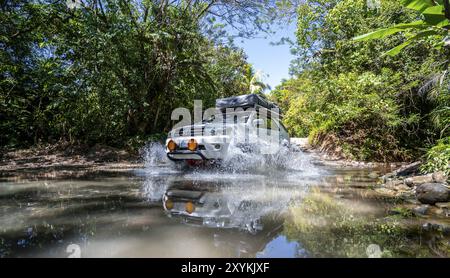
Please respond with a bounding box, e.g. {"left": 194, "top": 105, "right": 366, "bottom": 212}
{"left": 190, "top": 126, "right": 204, "bottom": 136}
{"left": 177, "top": 126, "right": 205, "bottom": 136}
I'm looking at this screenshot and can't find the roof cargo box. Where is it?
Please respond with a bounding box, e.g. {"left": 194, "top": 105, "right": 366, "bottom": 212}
{"left": 215, "top": 94, "right": 281, "bottom": 112}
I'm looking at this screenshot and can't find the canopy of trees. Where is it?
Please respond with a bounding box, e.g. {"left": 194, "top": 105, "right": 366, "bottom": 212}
{"left": 271, "top": 0, "right": 449, "bottom": 166}
{"left": 1, "top": 0, "right": 280, "bottom": 147}
{"left": 2, "top": 0, "right": 449, "bottom": 171}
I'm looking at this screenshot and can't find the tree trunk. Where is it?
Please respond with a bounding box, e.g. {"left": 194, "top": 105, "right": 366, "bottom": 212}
{"left": 444, "top": 0, "right": 450, "bottom": 20}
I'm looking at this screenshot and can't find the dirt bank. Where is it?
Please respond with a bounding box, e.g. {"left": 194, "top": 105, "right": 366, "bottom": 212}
{"left": 0, "top": 143, "right": 142, "bottom": 179}
{"left": 290, "top": 137, "right": 406, "bottom": 169}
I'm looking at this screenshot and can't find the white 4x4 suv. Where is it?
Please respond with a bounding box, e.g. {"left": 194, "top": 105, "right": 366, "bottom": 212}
{"left": 165, "top": 94, "right": 290, "bottom": 163}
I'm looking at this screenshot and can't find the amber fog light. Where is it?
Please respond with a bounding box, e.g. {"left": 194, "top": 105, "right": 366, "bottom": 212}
{"left": 167, "top": 140, "right": 177, "bottom": 152}
{"left": 164, "top": 199, "right": 174, "bottom": 210}
{"left": 187, "top": 139, "right": 198, "bottom": 151}
{"left": 185, "top": 201, "right": 195, "bottom": 214}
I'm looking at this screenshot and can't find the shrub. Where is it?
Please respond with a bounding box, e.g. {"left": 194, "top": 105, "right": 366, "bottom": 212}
{"left": 420, "top": 137, "right": 450, "bottom": 175}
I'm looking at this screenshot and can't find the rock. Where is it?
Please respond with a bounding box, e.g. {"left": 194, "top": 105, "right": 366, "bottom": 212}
{"left": 422, "top": 222, "right": 450, "bottom": 235}
{"left": 381, "top": 178, "right": 412, "bottom": 195}
{"left": 428, "top": 207, "right": 445, "bottom": 217}
{"left": 416, "top": 183, "right": 450, "bottom": 205}
{"left": 435, "top": 202, "right": 450, "bottom": 209}
{"left": 384, "top": 179, "right": 405, "bottom": 189}
{"left": 405, "top": 174, "right": 433, "bottom": 187}
{"left": 290, "top": 138, "right": 311, "bottom": 151}
{"left": 397, "top": 190, "right": 416, "bottom": 199}
{"left": 405, "top": 198, "right": 421, "bottom": 205}
{"left": 393, "top": 161, "right": 422, "bottom": 177}
{"left": 395, "top": 183, "right": 411, "bottom": 192}
{"left": 432, "top": 171, "right": 448, "bottom": 183}
{"left": 412, "top": 205, "right": 429, "bottom": 215}
{"left": 368, "top": 172, "right": 379, "bottom": 179}
{"left": 375, "top": 187, "right": 397, "bottom": 197}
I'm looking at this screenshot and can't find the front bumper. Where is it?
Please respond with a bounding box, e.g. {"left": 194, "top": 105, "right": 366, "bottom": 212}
{"left": 166, "top": 137, "right": 229, "bottom": 161}
{"left": 167, "top": 150, "right": 208, "bottom": 161}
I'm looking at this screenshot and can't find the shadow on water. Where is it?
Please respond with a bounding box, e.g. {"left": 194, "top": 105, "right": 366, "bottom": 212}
{"left": 0, "top": 143, "right": 448, "bottom": 257}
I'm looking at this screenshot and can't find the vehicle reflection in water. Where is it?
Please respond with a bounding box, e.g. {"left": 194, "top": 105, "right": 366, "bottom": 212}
{"left": 160, "top": 175, "right": 312, "bottom": 258}
{"left": 164, "top": 180, "right": 271, "bottom": 233}
{"left": 149, "top": 170, "right": 312, "bottom": 257}
{"left": 138, "top": 144, "right": 321, "bottom": 257}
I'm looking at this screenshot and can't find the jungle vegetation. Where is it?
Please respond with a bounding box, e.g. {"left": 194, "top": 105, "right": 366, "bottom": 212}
{"left": 271, "top": 0, "right": 450, "bottom": 170}
{"left": 1, "top": 0, "right": 278, "bottom": 148}
{"left": 1, "top": 0, "right": 449, "bottom": 171}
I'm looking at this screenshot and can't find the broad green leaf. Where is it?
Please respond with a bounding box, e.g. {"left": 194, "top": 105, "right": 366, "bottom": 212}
{"left": 353, "top": 28, "right": 401, "bottom": 41}
{"left": 400, "top": 0, "right": 435, "bottom": 12}
{"left": 422, "top": 5, "right": 446, "bottom": 25}
{"left": 384, "top": 29, "right": 440, "bottom": 56}
{"left": 384, "top": 40, "right": 413, "bottom": 56}
{"left": 353, "top": 21, "right": 427, "bottom": 41}
{"left": 436, "top": 19, "right": 450, "bottom": 27}
{"left": 423, "top": 4, "right": 445, "bottom": 14}
{"left": 393, "top": 21, "right": 430, "bottom": 28}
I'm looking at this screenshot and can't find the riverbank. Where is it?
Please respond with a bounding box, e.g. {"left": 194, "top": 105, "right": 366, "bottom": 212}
{"left": 290, "top": 137, "right": 406, "bottom": 169}
{"left": 374, "top": 162, "right": 449, "bottom": 218}
{"left": 292, "top": 137, "right": 449, "bottom": 220}
{"left": 0, "top": 143, "right": 142, "bottom": 179}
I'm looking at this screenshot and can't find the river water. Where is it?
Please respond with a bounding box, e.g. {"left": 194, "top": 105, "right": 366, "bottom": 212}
{"left": 0, "top": 144, "right": 448, "bottom": 257}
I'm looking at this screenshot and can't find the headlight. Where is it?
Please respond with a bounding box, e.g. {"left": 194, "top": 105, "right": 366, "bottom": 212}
{"left": 164, "top": 199, "right": 174, "bottom": 210}
{"left": 185, "top": 201, "right": 195, "bottom": 214}
{"left": 167, "top": 140, "right": 177, "bottom": 152}
{"left": 187, "top": 138, "right": 198, "bottom": 151}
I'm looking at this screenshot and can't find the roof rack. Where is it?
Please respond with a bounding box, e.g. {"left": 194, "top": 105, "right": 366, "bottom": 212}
{"left": 215, "top": 94, "right": 282, "bottom": 116}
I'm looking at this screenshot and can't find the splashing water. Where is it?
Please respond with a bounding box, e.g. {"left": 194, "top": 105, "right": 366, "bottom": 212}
{"left": 139, "top": 141, "right": 320, "bottom": 204}
{"left": 141, "top": 142, "right": 170, "bottom": 168}
{"left": 140, "top": 140, "right": 319, "bottom": 176}
{"left": 218, "top": 140, "right": 319, "bottom": 176}
{"left": 140, "top": 142, "right": 179, "bottom": 201}
{"left": 141, "top": 176, "right": 170, "bottom": 202}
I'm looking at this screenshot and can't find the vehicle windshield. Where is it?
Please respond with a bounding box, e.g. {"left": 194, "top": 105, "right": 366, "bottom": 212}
{"left": 202, "top": 111, "right": 252, "bottom": 125}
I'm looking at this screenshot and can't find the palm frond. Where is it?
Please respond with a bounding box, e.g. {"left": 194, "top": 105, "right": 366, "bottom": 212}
{"left": 418, "top": 69, "right": 448, "bottom": 99}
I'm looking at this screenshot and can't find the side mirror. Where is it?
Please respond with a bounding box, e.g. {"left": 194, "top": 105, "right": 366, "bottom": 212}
{"left": 252, "top": 119, "right": 264, "bottom": 128}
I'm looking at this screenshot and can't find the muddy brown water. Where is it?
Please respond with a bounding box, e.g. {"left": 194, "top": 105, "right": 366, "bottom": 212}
{"left": 0, "top": 147, "right": 448, "bottom": 258}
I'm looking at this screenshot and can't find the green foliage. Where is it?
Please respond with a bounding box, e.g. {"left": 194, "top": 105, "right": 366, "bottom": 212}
{"left": 271, "top": 0, "right": 448, "bottom": 162}
{"left": 0, "top": 0, "right": 272, "bottom": 147}
{"left": 420, "top": 137, "right": 450, "bottom": 175}
{"left": 353, "top": 0, "right": 450, "bottom": 56}
{"left": 401, "top": 0, "right": 435, "bottom": 12}
{"left": 280, "top": 69, "right": 425, "bottom": 161}
{"left": 390, "top": 206, "right": 415, "bottom": 217}
{"left": 428, "top": 71, "right": 450, "bottom": 138}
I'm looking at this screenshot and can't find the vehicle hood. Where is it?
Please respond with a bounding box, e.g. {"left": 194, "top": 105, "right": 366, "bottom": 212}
{"left": 169, "top": 122, "right": 245, "bottom": 137}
